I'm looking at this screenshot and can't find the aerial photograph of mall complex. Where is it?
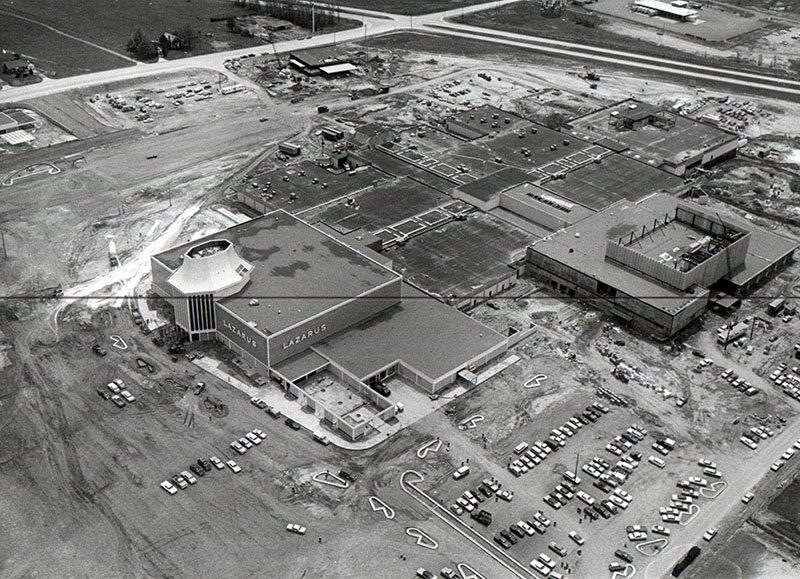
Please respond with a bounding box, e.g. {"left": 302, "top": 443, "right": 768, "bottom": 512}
{"left": 4, "top": 0, "right": 800, "bottom": 577}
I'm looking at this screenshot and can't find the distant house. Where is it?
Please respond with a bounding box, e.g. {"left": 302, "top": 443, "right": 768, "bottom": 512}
{"left": 2, "top": 59, "right": 34, "bottom": 76}
{"left": 160, "top": 32, "right": 182, "bottom": 50}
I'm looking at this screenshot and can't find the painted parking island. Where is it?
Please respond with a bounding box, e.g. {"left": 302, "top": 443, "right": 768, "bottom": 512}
{"left": 635, "top": 538, "right": 669, "bottom": 557}
{"left": 312, "top": 471, "right": 349, "bottom": 489}
{"left": 458, "top": 415, "right": 485, "bottom": 431}
{"left": 368, "top": 496, "right": 395, "bottom": 520}
{"left": 524, "top": 374, "right": 548, "bottom": 389}
{"left": 699, "top": 480, "right": 727, "bottom": 499}
{"left": 3, "top": 163, "right": 60, "bottom": 186}
{"left": 406, "top": 527, "right": 439, "bottom": 550}
{"left": 458, "top": 563, "right": 487, "bottom": 579}
{"left": 417, "top": 439, "right": 443, "bottom": 459}
{"left": 611, "top": 563, "right": 636, "bottom": 578}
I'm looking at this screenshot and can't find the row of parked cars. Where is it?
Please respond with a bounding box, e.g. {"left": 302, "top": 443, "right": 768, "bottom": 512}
{"left": 230, "top": 428, "right": 267, "bottom": 455}
{"left": 160, "top": 456, "right": 241, "bottom": 494}
{"left": 770, "top": 443, "right": 797, "bottom": 472}
{"left": 96, "top": 378, "right": 135, "bottom": 408}
{"left": 495, "top": 511, "right": 559, "bottom": 552}
{"left": 508, "top": 402, "right": 609, "bottom": 477}
{"left": 720, "top": 368, "right": 760, "bottom": 397}
{"left": 740, "top": 423, "right": 775, "bottom": 450}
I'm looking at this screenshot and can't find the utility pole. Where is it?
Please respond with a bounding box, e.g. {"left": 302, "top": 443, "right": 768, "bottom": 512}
{"left": 574, "top": 452, "right": 580, "bottom": 477}
{"left": 312, "top": 3, "right": 315, "bottom": 36}
{"left": 0, "top": 231, "right": 6, "bottom": 259}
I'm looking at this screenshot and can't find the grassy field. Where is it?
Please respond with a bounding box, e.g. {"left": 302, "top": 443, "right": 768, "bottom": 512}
{"left": 0, "top": 11, "right": 133, "bottom": 78}
{"left": 0, "top": 0, "right": 256, "bottom": 55}
{"left": 327, "top": 0, "right": 490, "bottom": 16}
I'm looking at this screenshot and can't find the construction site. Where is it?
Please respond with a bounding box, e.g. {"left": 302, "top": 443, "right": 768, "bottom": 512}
{"left": 4, "top": 1, "right": 800, "bottom": 578}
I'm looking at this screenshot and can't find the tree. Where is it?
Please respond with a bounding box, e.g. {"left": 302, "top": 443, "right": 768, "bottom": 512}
{"left": 127, "top": 27, "right": 158, "bottom": 61}
{"left": 126, "top": 28, "right": 146, "bottom": 55}
{"left": 135, "top": 40, "right": 158, "bottom": 61}
{"left": 178, "top": 25, "right": 197, "bottom": 50}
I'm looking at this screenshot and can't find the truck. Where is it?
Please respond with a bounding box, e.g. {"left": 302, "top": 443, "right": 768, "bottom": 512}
{"left": 768, "top": 298, "right": 786, "bottom": 316}
{"left": 717, "top": 321, "right": 748, "bottom": 345}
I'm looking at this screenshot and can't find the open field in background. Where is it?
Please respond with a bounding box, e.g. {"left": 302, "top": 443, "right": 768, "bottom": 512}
{"left": 323, "top": 0, "right": 491, "bottom": 16}
{"left": 0, "top": 0, "right": 255, "bottom": 56}
{"left": 0, "top": 11, "right": 133, "bottom": 78}
{"left": 451, "top": 1, "right": 782, "bottom": 71}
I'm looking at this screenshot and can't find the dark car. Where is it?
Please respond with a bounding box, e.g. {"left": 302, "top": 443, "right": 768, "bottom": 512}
{"left": 285, "top": 418, "right": 302, "bottom": 431}
{"left": 494, "top": 535, "right": 512, "bottom": 550}
{"left": 370, "top": 382, "right": 391, "bottom": 397}
{"left": 97, "top": 388, "right": 111, "bottom": 400}
{"left": 509, "top": 524, "right": 526, "bottom": 539}
{"left": 189, "top": 464, "right": 206, "bottom": 477}
{"left": 499, "top": 530, "right": 518, "bottom": 545}
{"left": 197, "top": 459, "right": 212, "bottom": 472}
{"left": 615, "top": 549, "right": 634, "bottom": 563}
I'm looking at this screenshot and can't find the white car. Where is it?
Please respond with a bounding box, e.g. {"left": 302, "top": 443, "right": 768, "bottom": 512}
{"left": 538, "top": 553, "right": 555, "bottom": 569}
{"left": 568, "top": 531, "right": 584, "bottom": 545}
{"left": 742, "top": 492, "right": 755, "bottom": 504}
{"left": 113, "top": 378, "right": 125, "bottom": 388}
{"left": 703, "top": 527, "right": 718, "bottom": 542}
{"left": 239, "top": 437, "right": 253, "bottom": 449}
{"left": 230, "top": 441, "right": 246, "bottom": 455}
{"left": 648, "top": 456, "right": 665, "bottom": 468}
{"left": 614, "top": 488, "right": 633, "bottom": 502}
{"left": 160, "top": 481, "right": 178, "bottom": 495}
{"left": 226, "top": 460, "right": 242, "bottom": 473}
{"left": 698, "top": 459, "right": 716, "bottom": 469}
{"left": 782, "top": 449, "right": 795, "bottom": 461}
{"left": 246, "top": 432, "right": 262, "bottom": 445}
{"left": 253, "top": 428, "right": 266, "bottom": 439}
{"left": 517, "top": 520, "right": 536, "bottom": 536}
{"left": 651, "top": 525, "right": 670, "bottom": 536}
{"left": 120, "top": 390, "right": 136, "bottom": 403}
{"left": 771, "top": 460, "right": 785, "bottom": 472}
{"left": 286, "top": 523, "right": 306, "bottom": 535}
{"left": 180, "top": 470, "right": 197, "bottom": 484}
{"left": 530, "top": 560, "right": 549, "bottom": 575}
{"left": 210, "top": 456, "right": 225, "bottom": 470}
{"left": 107, "top": 382, "right": 120, "bottom": 394}
{"left": 740, "top": 437, "right": 758, "bottom": 450}
{"left": 497, "top": 490, "right": 514, "bottom": 502}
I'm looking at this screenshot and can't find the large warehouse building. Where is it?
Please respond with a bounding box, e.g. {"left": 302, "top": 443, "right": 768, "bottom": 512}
{"left": 526, "top": 194, "right": 798, "bottom": 338}
{"left": 151, "top": 210, "right": 508, "bottom": 436}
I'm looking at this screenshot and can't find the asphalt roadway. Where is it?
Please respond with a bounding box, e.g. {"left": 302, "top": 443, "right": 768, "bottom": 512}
{"left": 2, "top": 0, "right": 800, "bottom": 107}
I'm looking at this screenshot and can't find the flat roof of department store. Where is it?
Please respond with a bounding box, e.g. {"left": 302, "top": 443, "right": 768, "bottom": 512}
{"left": 315, "top": 284, "right": 506, "bottom": 382}
{"left": 153, "top": 211, "right": 399, "bottom": 335}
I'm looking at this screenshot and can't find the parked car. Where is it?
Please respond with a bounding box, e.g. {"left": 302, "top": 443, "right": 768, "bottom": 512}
{"left": 160, "top": 481, "right": 178, "bottom": 495}
{"left": 226, "top": 460, "right": 242, "bottom": 473}
{"left": 111, "top": 395, "right": 125, "bottom": 408}
{"left": 286, "top": 523, "right": 306, "bottom": 535}
{"left": 230, "top": 441, "right": 246, "bottom": 455}
{"left": 120, "top": 390, "right": 135, "bottom": 403}
{"left": 210, "top": 456, "right": 225, "bottom": 470}
{"left": 285, "top": 418, "right": 302, "bottom": 431}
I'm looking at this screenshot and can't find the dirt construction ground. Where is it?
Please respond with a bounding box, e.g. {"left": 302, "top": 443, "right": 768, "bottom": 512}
{"left": 4, "top": 29, "right": 800, "bottom": 579}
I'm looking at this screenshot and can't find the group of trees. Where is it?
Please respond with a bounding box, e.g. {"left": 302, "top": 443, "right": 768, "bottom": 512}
{"left": 126, "top": 25, "right": 198, "bottom": 61}
{"left": 126, "top": 29, "right": 158, "bottom": 61}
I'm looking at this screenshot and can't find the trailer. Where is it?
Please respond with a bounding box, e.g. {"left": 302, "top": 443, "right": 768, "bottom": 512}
{"left": 767, "top": 298, "right": 786, "bottom": 316}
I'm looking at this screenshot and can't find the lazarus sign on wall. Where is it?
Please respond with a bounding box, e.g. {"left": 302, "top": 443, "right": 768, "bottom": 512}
{"left": 216, "top": 309, "right": 265, "bottom": 355}
{"left": 282, "top": 324, "right": 327, "bottom": 349}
